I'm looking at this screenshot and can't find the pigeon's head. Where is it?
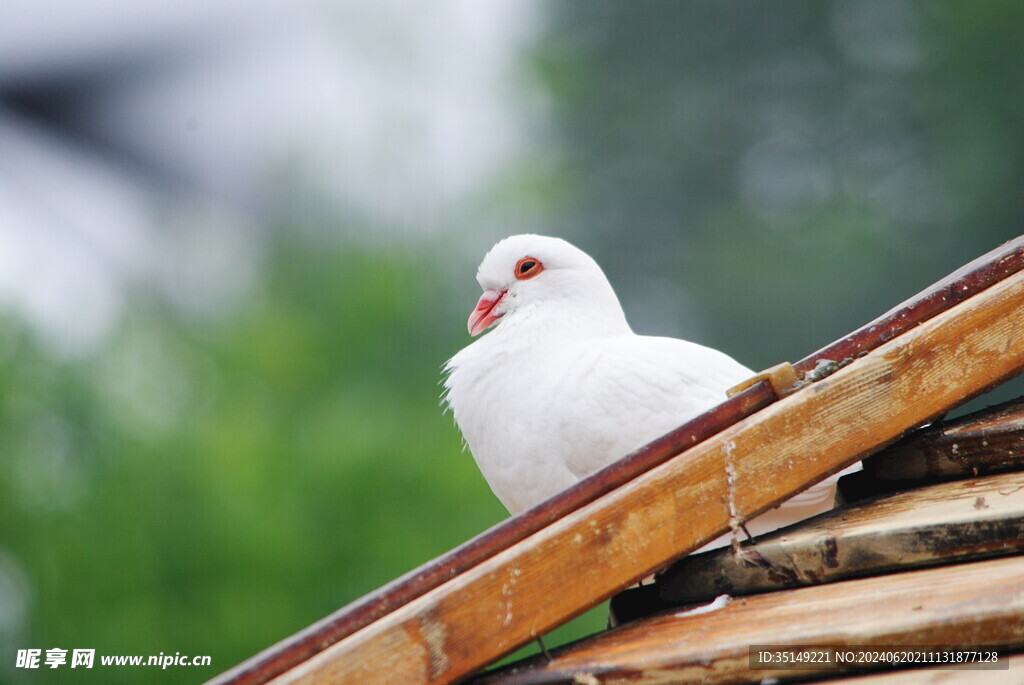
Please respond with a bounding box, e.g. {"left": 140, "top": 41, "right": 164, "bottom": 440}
{"left": 466, "top": 234, "right": 627, "bottom": 337}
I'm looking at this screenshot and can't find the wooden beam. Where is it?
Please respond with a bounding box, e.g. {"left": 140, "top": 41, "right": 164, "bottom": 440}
{"left": 267, "top": 260, "right": 1024, "bottom": 683}
{"left": 864, "top": 397, "right": 1024, "bottom": 481}
{"left": 823, "top": 655, "right": 1024, "bottom": 683}
{"left": 650, "top": 470, "right": 1024, "bottom": 606}
{"left": 214, "top": 238, "right": 1024, "bottom": 685}
{"left": 822, "top": 654, "right": 1024, "bottom": 684}
{"left": 473, "top": 556, "right": 1024, "bottom": 685}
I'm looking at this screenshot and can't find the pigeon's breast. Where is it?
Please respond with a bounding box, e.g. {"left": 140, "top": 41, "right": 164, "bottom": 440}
{"left": 445, "top": 338, "right": 579, "bottom": 513}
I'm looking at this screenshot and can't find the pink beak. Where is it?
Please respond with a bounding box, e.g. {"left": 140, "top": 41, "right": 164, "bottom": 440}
{"left": 467, "top": 289, "right": 506, "bottom": 336}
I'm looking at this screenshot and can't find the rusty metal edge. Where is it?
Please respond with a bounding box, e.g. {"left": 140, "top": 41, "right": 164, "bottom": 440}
{"left": 210, "top": 235, "right": 1024, "bottom": 685}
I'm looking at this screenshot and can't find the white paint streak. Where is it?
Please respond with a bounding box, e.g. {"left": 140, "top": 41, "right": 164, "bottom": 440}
{"left": 419, "top": 618, "right": 450, "bottom": 679}
{"left": 675, "top": 593, "right": 732, "bottom": 618}
{"left": 723, "top": 439, "right": 744, "bottom": 556}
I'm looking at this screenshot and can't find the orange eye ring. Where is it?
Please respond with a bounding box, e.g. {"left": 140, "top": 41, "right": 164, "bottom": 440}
{"left": 515, "top": 256, "right": 543, "bottom": 280}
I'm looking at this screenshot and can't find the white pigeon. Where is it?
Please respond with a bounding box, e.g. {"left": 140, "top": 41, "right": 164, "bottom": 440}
{"left": 444, "top": 234, "right": 852, "bottom": 551}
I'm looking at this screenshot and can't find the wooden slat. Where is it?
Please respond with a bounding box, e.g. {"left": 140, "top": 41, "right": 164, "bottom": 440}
{"left": 213, "top": 237, "right": 1024, "bottom": 685}
{"left": 823, "top": 653, "right": 1024, "bottom": 684}
{"left": 265, "top": 257, "right": 1024, "bottom": 683}
{"left": 650, "top": 471, "right": 1024, "bottom": 606}
{"left": 474, "top": 556, "right": 1024, "bottom": 685}
{"left": 865, "top": 397, "right": 1024, "bottom": 481}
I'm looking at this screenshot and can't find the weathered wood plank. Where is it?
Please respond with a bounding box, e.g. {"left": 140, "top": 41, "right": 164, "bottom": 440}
{"left": 822, "top": 653, "right": 1024, "bottom": 684}
{"left": 865, "top": 397, "right": 1024, "bottom": 481}
{"left": 474, "top": 556, "right": 1024, "bottom": 685}
{"left": 650, "top": 471, "right": 1024, "bottom": 606}
{"left": 266, "top": 257, "right": 1024, "bottom": 683}
{"left": 213, "top": 238, "right": 1024, "bottom": 685}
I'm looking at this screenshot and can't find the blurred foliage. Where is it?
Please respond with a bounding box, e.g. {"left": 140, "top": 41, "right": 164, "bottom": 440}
{"left": 537, "top": 0, "right": 1023, "bottom": 368}
{"left": 0, "top": 236, "right": 517, "bottom": 683}
{"left": 4, "top": 1, "right": 1024, "bottom": 683}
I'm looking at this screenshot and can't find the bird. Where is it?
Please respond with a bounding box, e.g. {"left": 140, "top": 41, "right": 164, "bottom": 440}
{"left": 443, "top": 234, "right": 854, "bottom": 551}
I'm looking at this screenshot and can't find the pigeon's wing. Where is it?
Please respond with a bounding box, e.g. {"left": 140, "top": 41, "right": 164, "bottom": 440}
{"left": 553, "top": 334, "right": 752, "bottom": 479}
{"left": 552, "top": 334, "right": 860, "bottom": 549}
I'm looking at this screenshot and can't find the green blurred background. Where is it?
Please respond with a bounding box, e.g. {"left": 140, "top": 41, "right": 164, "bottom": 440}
{"left": 2, "top": 1, "right": 1023, "bottom": 682}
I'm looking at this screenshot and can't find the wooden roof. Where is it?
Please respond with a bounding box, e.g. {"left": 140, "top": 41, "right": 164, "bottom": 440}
{"left": 476, "top": 556, "right": 1024, "bottom": 684}
{"left": 475, "top": 420, "right": 1024, "bottom": 683}
{"left": 212, "top": 237, "right": 1024, "bottom": 685}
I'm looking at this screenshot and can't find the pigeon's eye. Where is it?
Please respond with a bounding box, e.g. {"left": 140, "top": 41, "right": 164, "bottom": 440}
{"left": 515, "top": 257, "right": 543, "bottom": 280}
